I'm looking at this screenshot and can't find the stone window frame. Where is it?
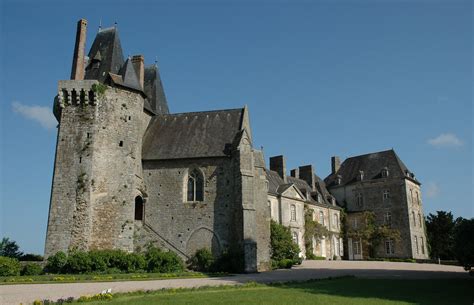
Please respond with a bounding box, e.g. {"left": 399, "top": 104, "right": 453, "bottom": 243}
{"left": 420, "top": 236, "right": 425, "bottom": 254}
{"left": 381, "top": 167, "right": 389, "bottom": 178}
{"left": 356, "top": 192, "right": 364, "bottom": 207}
{"left": 290, "top": 204, "right": 297, "bottom": 222}
{"left": 412, "top": 211, "right": 416, "bottom": 227}
{"left": 184, "top": 167, "right": 205, "bottom": 203}
{"left": 333, "top": 213, "right": 339, "bottom": 230}
{"left": 418, "top": 213, "right": 423, "bottom": 228}
{"left": 353, "top": 240, "right": 361, "bottom": 255}
{"left": 414, "top": 236, "right": 419, "bottom": 254}
{"left": 319, "top": 211, "right": 325, "bottom": 226}
{"left": 385, "top": 239, "right": 395, "bottom": 255}
{"left": 292, "top": 231, "right": 298, "bottom": 244}
{"left": 383, "top": 189, "right": 390, "bottom": 202}
{"left": 384, "top": 212, "right": 392, "bottom": 227}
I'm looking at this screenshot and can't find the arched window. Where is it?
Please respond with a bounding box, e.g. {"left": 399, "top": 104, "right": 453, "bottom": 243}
{"left": 187, "top": 169, "right": 204, "bottom": 202}
{"left": 290, "top": 204, "right": 296, "bottom": 221}
{"left": 412, "top": 211, "right": 416, "bottom": 227}
{"left": 134, "top": 196, "right": 144, "bottom": 221}
{"left": 418, "top": 213, "right": 423, "bottom": 228}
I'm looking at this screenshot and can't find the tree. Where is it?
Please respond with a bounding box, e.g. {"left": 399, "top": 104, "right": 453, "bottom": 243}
{"left": 425, "top": 211, "right": 456, "bottom": 260}
{"left": 270, "top": 220, "right": 300, "bottom": 268}
{"left": 453, "top": 218, "right": 474, "bottom": 273}
{"left": 0, "top": 237, "right": 23, "bottom": 259}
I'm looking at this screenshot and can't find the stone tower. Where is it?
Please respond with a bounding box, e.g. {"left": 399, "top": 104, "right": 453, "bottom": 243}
{"left": 44, "top": 19, "right": 164, "bottom": 257}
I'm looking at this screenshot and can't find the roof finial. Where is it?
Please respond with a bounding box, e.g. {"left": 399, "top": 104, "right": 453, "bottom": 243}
{"left": 154, "top": 56, "right": 158, "bottom": 67}
{"left": 98, "top": 18, "right": 102, "bottom": 31}
{"left": 114, "top": 21, "right": 118, "bottom": 28}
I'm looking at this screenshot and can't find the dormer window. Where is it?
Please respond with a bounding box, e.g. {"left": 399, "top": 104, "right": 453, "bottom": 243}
{"left": 381, "top": 167, "right": 389, "bottom": 178}
{"left": 336, "top": 175, "right": 342, "bottom": 185}
{"left": 358, "top": 171, "right": 364, "bottom": 181}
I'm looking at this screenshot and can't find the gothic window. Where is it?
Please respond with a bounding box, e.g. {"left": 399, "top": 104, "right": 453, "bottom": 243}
{"left": 187, "top": 169, "right": 204, "bottom": 202}
{"left": 290, "top": 204, "right": 296, "bottom": 221}
{"left": 412, "top": 211, "right": 416, "bottom": 227}
{"left": 319, "top": 211, "right": 325, "bottom": 225}
{"left": 415, "top": 236, "right": 419, "bottom": 254}
{"left": 357, "top": 193, "right": 364, "bottom": 207}
{"left": 420, "top": 236, "right": 425, "bottom": 254}
{"left": 134, "top": 196, "right": 144, "bottom": 221}
{"left": 385, "top": 239, "right": 395, "bottom": 254}
{"left": 416, "top": 192, "right": 420, "bottom": 204}
{"left": 384, "top": 212, "right": 392, "bottom": 227}
{"left": 418, "top": 213, "right": 423, "bottom": 228}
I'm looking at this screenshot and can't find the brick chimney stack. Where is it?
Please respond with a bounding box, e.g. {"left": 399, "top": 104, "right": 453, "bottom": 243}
{"left": 290, "top": 168, "right": 299, "bottom": 179}
{"left": 331, "top": 156, "right": 341, "bottom": 174}
{"left": 131, "top": 55, "right": 145, "bottom": 89}
{"left": 299, "top": 165, "right": 315, "bottom": 191}
{"left": 270, "top": 155, "right": 287, "bottom": 183}
{"left": 70, "top": 19, "right": 87, "bottom": 80}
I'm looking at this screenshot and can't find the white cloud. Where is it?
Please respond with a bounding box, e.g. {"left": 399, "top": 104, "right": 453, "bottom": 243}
{"left": 427, "top": 133, "right": 463, "bottom": 148}
{"left": 425, "top": 182, "right": 440, "bottom": 198}
{"left": 12, "top": 102, "right": 57, "bottom": 130}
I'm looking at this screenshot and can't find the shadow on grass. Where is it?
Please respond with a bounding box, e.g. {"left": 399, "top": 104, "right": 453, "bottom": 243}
{"left": 273, "top": 277, "right": 473, "bottom": 305}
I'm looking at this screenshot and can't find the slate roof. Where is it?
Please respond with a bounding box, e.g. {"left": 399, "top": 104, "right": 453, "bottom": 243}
{"left": 85, "top": 27, "right": 124, "bottom": 83}
{"left": 265, "top": 169, "right": 340, "bottom": 209}
{"left": 144, "top": 65, "right": 169, "bottom": 114}
{"left": 142, "top": 108, "right": 244, "bottom": 160}
{"left": 324, "top": 149, "right": 419, "bottom": 187}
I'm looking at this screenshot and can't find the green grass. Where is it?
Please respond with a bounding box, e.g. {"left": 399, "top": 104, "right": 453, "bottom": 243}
{"left": 84, "top": 277, "right": 472, "bottom": 305}
{"left": 0, "top": 271, "right": 227, "bottom": 285}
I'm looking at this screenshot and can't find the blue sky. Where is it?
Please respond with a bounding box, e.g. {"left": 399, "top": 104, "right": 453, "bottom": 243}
{"left": 0, "top": 0, "right": 472, "bottom": 254}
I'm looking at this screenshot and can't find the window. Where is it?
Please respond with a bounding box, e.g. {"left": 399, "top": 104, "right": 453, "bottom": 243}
{"left": 290, "top": 205, "right": 296, "bottom": 221}
{"left": 385, "top": 239, "right": 395, "bottom": 254}
{"left": 292, "top": 232, "right": 298, "bottom": 244}
{"left": 383, "top": 190, "right": 390, "bottom": 202}
{"left": 187, "top": 169, "right": 204, "bottom": 202}
{"left": 381, "top": 167, "right": 389, "bottom": 178}
{"left": 416, "top": 192, "right": 420, "bottom": 204}
{"left": 319, "top": 211, "right": 325, "bottom": 225}
{"left": 420, "top": 237, "right": 425, "bottom": 254}
{"left": 357, "top": 193, "right": 364, "bottom": 207}
{"left": 410, "top": 189, "right": 414, "bottom": 204}
{"left": 418, "top": 213, "right": 422, "bottom": 228}
{"left": 414, "top": 236, "right": 419, "bottom": 254}
{"left": 353, "top": 218, "right": 358, "bottom": 229}
{"left": 334, "top": 238, "right": 339, "bottom": 256}
{"left": 384, "top": 212, "right": 392, "bottom": 227}
{"left": 412, "top": 211, "right": 416, "bottom": 227}
{"left": 358, "top": 170, "right": 364, "bottom": 181}
{"left": 333, "top": 214, "right": 339, "bottom": 230}
{"left": 353, "top": 240, "right": 361, "bottom": 255}
{"left": 134, "top": 196, "right": 144, "bottom": 221}
{"left": 119, "top": 140, "right": 123, "bottom": 147}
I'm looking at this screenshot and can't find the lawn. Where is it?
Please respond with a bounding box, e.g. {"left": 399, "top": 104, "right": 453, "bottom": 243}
{"left": 0, "top": 271, "right": 224, "bottom": 285}
{"left": 86, "top": 277, "right": 473, "bottom": 305}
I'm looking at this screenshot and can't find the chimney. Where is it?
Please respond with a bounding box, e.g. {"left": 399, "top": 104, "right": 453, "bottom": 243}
{"left": 299, "top": 165, "right": 315, "bottom": 191}
{"left": 131, "top": 55, "right": 145, "bottom": 89}
{"left": 270, "top": 155, "right": 287, "bottom": 183}
{"left": 70, "top": 19, "right": 87, "bottom": 80}
{"left": 290, "top": 168, "right": 299, "bottom": 179}
{"left": 331, "top": 156, "right": 341, "bottom": 174}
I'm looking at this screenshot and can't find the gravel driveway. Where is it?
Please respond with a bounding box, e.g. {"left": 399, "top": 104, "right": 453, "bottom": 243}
{"left": 0, "top": 260, "right": 469, "bottom": 305}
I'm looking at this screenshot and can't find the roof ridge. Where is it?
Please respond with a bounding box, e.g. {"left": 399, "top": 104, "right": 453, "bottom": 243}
{"left": 158, "top": 108, "right": 244, "bottom": 116}
{"left": 345, "top": 148, "right": 395, "bottom": 160}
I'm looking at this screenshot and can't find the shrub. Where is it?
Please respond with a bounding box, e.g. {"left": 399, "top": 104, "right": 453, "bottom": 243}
{"left": 145, "top": 247, "right": 184, "bottom": 273}
{"left": 20, "top": 253, "right": 44, "bottom": 261}
{"left": 453, "top": 218, "right": 474, "bottom": 272}
{"left": 88, "top": 251, "right": 108, "bottom": 273}
{"left": 65, "top": 251, "right": 92, "bottom": 274}
{"left": 279, "top": 258, "right": 294, "bottom": 269}
{"left": 125, "top": 252, "right": 146, "bottom": 273}
{"left": 21, "top": 263, "right": 43, "bottom": 275}
{"left": 0, "top": 256, "right": 21, "bottom": 276}
{"left": 189, "top": 248, "right": 214, "bottom": 272}
{"left": 45, "top": 251, "right": 67, "bottom": 273}
{"left": 270, "top": 220, "right": 300, "bottom": 269}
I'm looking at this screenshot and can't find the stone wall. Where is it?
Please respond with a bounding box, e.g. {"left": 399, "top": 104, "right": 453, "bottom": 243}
{"left": 45, "top": 82, "right": 149, "bottom": 257}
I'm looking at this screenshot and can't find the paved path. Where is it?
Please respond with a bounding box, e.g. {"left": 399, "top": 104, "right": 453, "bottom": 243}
{"left": 0, "top": 261, "right": 469, "bottom": 305}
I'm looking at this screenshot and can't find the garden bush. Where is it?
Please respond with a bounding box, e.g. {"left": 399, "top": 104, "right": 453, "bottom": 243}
{"left": 145, "top": 247, "right": 184, "bottom": 273}
{"left": 189, "top": 248, "right": 214, "bottom": 272}
{"left": 45, "top": 251, "right": 67, "bottom": 273}
{"left": 65, "top": 251, "right": 93, "bottom": 274}
{"left": 0, "top": 256, "right": 21, "bottom": 276}
{"left": 270, "top": 220, "right": 300, "bottom": 269}
{"left": 21, "top": 263, "right": 43, "bottom": 275}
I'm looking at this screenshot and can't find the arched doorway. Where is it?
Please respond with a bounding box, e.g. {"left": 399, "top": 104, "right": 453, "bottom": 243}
{"left": 134, "top": 196, "right": 144, "bottom": 221}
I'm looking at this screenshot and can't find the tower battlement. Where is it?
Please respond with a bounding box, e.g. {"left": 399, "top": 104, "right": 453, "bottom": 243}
{"left": 58, "top": 80, "right": 99, "bottom": 108}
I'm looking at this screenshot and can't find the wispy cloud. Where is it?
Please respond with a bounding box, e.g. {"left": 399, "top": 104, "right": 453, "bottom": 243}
{"left": 427, "top": 133, "right": 463, "bottom": 148}
{"left": 425, "top": 182, "right": 440, "bottom": 198}
{"left": 12, "top": 102, "right": 56, "bottom": 130}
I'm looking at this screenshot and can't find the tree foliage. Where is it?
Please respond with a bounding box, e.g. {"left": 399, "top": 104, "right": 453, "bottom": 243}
{"left": 270, "top": 220, "right": 300, "bottom": 268}
{"left": 345, "top": 211, "right": 400, "bottom": 258}
{"left": 453, "top": 218, "right": 474, "bottom": 272}
{"left": 0, "top": 237, "right": 23, "bottom": 259}
{"left": 425, "top": 211, "right": 457, "bottom": 259}
{"left": 303, "top": 207, "right": 329, "bottom": 257}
